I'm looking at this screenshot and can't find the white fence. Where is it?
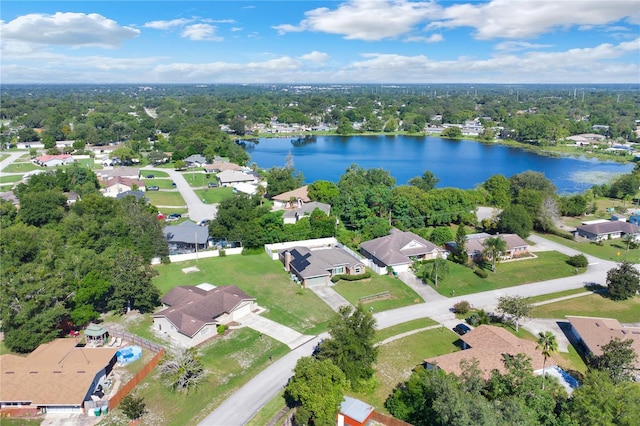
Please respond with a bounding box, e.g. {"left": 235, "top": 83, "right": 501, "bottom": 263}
{"left": 264, "top": 238, "right": 338, "bottom": 260}
{"left": 151, "top": 247, "right": 243, "bottom": 264}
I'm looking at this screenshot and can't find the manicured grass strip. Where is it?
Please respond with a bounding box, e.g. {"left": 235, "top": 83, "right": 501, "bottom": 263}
{"left": 349, "top": 328, "right": 461, "bottom": 413}
{"left": 194, "top": 187, "right": 235, "bottom": 203}
{"left": 181, "top": 170, "right": 213, "bottom": 187}
{"left": 143, "top": 170, "right": 169, "bottom": 178}
{"left": 144, "top": 191, "right": 186, "bottom": 207}
{"left": 532, "top": 293, "right": 640, "bottom": 323}
{"left": 528, "top": 288, "right": 592, "bottom": 304}
{"left": 0, "top": 174, "right": 23, "bottom": 183}
{"left": 333, "top": 274, "right": 423, "bottom": 312}
{"left": 2, "top": 162, "right": 39, "bottom": 173}
{"left": 535, "top": 232, "right": 640, "bottom": 263}
{"left": 246, "top": 391, "right": 288, "bottom": 426}
{"left": 152, "top": 253, "right": 335, "bottom": 333}
{"left": 375, "top": 318, "right": 438, "bottom": 342}
{"left": 433, "top": 251, "right": 579, "bottom": 297}
{"left": 146, "top": 179, "right": 177, "bottom": 189}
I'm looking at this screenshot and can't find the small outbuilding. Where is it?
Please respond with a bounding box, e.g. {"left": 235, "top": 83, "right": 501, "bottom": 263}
{"left": 337, "top": 396, "right": 374, "bottom": 426}
{"left": 84, "top": 324, "right": 109, "bottom": 347}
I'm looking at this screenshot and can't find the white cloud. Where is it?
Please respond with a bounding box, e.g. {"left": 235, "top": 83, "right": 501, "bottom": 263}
{"left": 429, "top": 0, "right": 640, "bottom": 40}
{"left": 144, "top": 18, "right": 192, "bottom": 30}
{"left": 231, "top": 27, "right": 243, "bottom": 32}
{"left": 299, "top": 51, "right": 330, "bottom": 63}
{"left": 0, "top": 12, "right": 139, "bottom": 48}
{"left": 273, "top": 0, "right": 441, "bottom": 41}
{"left": 181, "top": 24, "right": 222, "bottom": 41}
{"left": 494, "top": 41, "right": 553, "bottom": 52}
{"left": 404, "top": 34, "right": 444, "bottom": 43}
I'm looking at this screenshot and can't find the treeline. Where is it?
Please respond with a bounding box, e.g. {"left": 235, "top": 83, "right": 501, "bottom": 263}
{"left": 0, "top": 166, "right": 167, "bottom": 352}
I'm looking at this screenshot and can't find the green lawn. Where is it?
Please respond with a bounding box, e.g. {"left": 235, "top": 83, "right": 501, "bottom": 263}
{"left": 0, "top": 174, "right": 23, "bottom": 183}
{"left": 152, "top": 253, "right": 335, "bottom": 333}
{"left": 194, "top": 187, "right": 235, "bottom": 204}
{"left": 143, "top": 170, "right": 169, "bottom": 178}
{"left": 536, "top": 232, "right": 640, "bottom": 263}
{"left": 246, "top": 391, "right": 289, "bottom": 426}
{"left": 101, "top": 328, "right": 290, "bottom": 426}
{"left": 532, "top": 293, "right": 640, "bottom": 323}
{"left": 181, "top": 170, "right": 211, "bottom": 187}
{"left": 2, "top": 162, "right": 39, "bottom": 173}
{"left": 333, "top": 274, "right": 423, "bottom": 312}
{"left": 527, "top": 288, "right": 592, "bottom": 304}
{"left": 146, "top": 178, "right": 177, "bottom": 189}
{"left": 432, "top": 251, "right": 580, "bottom": 296}
{"left": 375, "top": 318, "right": 439, "bottom": 342}
{"left": 144, "top": 191, "right": 186, "bottom": 207}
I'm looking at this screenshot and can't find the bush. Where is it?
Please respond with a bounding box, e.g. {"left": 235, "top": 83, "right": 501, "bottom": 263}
{"left": 120, "top": 394, "right": 147, "bottom": 420}
{"left": 567, "top": 254, "right": 588, "bottom": 268}
{"left": 474, "top": 267, "right": 488, "bottom": 278}
{"left": 217, "top": 324, "right": 227, "bottom": 334}
{"left": 453, "top": 300, "right": 471, "bottom": 314}
{"left": 331, "top": 271, "right": 372, "bottom": 283}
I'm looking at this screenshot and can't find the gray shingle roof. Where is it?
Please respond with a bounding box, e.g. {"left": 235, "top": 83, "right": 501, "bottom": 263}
{"left": 164, "top": 220, "right": 209, "bottom": 244}
{"left": 360, "top": 229, "right": 443, "bottom": 267}
{"left": 576, "top": 220, "right": 640, "bottom": 236}
{"left": 284, "top": 246, "right": 363, "bottom": 279}
{"left": 155, "top": 285, "right": 255, "bottom": 337}
{"left": 282, "top": 201, "right": 331, "bottom": 220}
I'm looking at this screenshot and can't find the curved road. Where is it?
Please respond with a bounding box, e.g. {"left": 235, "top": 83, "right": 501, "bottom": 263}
{"left": 198, "top": 234, "right": 617, "bottom": 426}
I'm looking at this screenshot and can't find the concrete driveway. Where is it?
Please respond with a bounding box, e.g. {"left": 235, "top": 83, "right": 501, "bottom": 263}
{"left": 240, "top": 313, "right": 314, "bottom": 349}
{"left": 309, "top": 285, "right": 351, "bottom": 312}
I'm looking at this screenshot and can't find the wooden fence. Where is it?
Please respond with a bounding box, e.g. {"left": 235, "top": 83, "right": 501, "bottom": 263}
{"left": 358, "top": 291, "right": 390, "bottom": 303}
{"left": 371, "top": 411, "right": 413, "bottom": 426}
{"left": 108, "top": 347, "right": 165, "bottom": 411}
{"left": 107, "top": 329, "right": 164, "bottom": 354}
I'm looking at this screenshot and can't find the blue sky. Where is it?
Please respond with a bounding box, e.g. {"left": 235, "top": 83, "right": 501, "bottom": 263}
{"left": 1, "top": 0, "right": 639, "bottom": 84}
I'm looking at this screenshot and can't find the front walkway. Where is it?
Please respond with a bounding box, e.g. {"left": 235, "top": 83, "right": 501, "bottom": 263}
{"left": 239, "top": 313, "right": 314, "bottom": 349}
{"left": 308, "top": 285, "right": 352, "bottom": 312}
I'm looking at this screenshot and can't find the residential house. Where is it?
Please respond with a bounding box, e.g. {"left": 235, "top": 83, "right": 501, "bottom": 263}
{"left": 34, "top": 154, "right": 75, "bottom": 167}
{"left": 629, "top": 213, "right": 640, "bottom": 226}
{"left": 272, "top": 185, "right": 310, "bottom": 209}
{"left": 424, "top": 325, "right": 552, "bottom": 380}
{"left": 338, "top": 396, "right": 375, "bottom": 426}
{"left": 216, "top": 170, "right": 257, "bottom": 187}
{"left": 0, "top": 338, "right": 118, "bottom": 414}
{"left": 233, "top": 182, "right": 259, "bottom": 195}
{"left": 153, "top": 284, "right": 257, "bottom": 347}
{"left": 164, "top": 220, "right": 209, "bottom": 254}
{"left": 0, "top": 191, "right": 20, "bottom": 207}
{"left": 65, "top": 191, "right": 80, "bottom": 205}
{"left": 574, "top": 220, "right": 640, "bottom": 241}
{"left": 360, "top": 229, "right": 446, "bottom": 273}
{"left": 280, "top": 246, "right": 366, "bottom": 287}
{"left": 566, "top": 316, "right": 640, "bottom": 374}
{"left": 445, "top": 232, "right": 529, "bottom": 262}
{"left": 96, "top": 166, "right": 140, "bottom": 182}
{"left": 115, "top": 190, "right": 147, "bottom": 201}
{"left": 204, "top": 161, "right": 243, "bottom": 174}
{"left": 184, "top": 154, "right": 207, "bottom": 168}
{"left": 102, "top": 177, "right": 145, "bottom": 197}
{"left": 282, "top": 201, "right": 331, "bottom": 224}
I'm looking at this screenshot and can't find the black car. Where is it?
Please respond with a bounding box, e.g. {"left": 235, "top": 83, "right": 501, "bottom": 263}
{"left": 146, "top": 185, "right": 159, "bottom": 191}
{"left": 146, "top": 174, "right": 155, "bottom": 179}
{"left": 208, "top": 182, "right": 218, "bottom": 188}
{"left": 453, "top": 323, "right": 471, "bottom": 335}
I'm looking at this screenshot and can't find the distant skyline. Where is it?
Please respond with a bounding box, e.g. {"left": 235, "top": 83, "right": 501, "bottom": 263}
{"left": 1, "top": 0, "right": 639, "bottom": 85}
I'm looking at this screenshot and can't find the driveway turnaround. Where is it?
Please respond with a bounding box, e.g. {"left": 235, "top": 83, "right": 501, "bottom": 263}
{"left": 240, "top": 313, "right": 315, "bottom": 350}
{"left": 309, "top": 286, "right": 352, "bottom": 312}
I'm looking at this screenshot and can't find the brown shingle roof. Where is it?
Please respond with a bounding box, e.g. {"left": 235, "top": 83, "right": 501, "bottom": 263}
{"left": 424, "top": 325, "right": 549, "bottom": 379}
{"left": 360, "top": 229, "right": 443, "bottom": 267}
{"left": 155, "top": 285, "right": 255, "bottom": 337}
{"left": 272, "top": 186, "right": 310, "bottom": 202}
{"left": 567, "top": 316, "right": 640, "bottom": 369}
{"left": 576, "top": 221, "right": 640, "bottom": 236}
{"left": 0, "top": 339, "right": 117, "bottom": 406}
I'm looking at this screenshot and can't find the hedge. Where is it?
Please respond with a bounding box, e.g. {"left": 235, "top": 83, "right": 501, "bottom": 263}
{"left": 331, "top": 271, "right": 372, "bottom": 283}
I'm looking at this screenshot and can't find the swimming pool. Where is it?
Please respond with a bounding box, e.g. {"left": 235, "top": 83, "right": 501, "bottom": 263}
{"left": 116, "top": 345, "right": 142, "bottom": 365}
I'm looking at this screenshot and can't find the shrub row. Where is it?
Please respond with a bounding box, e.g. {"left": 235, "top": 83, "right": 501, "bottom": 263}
{"left": 331, "top": 271, "right": 372, "bottom": 283}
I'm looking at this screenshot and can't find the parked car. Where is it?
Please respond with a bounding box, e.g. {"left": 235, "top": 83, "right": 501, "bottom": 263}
{"left": 146, "top": 185, "right": 159, "bottom": 191}
{"left": 453, "top": 323, "right": 471, "bottom": 335}
{"left": 207, "top": 182, "right": 218, "bottom": 188}
{"left": 171, "top": 181, "right": 177, "bottom": 187}
{"left": 198, "top": 219, "right": 210, "bottom": 227}
{"left": 146, "top": 174, "right": 155, "bottom": 179}
{"left": 165, "top": 213, "right": 182, "bottom": 222}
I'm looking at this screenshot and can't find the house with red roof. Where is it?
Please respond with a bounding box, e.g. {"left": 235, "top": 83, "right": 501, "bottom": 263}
{"left": 34, "top": 154, "right": 75, "bottom": 167}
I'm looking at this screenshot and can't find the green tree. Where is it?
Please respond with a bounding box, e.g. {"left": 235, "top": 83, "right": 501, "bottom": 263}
{"left": 409, "top": 170, "right": 439, "bottom": 192}
{"left": 160, "top": 347, "right": 206, "bottom": 394}
{"left": 590, "top": 337, "right": 639, "bottom": 383}
{"left": 120, "top": 394, "right": 147, "bottom": 420}
{"left": 482, "top": 236, "right": 508, "bottom": 272}
{"left": 536, "top": 331, "right": 558, "bottom": 390}
{"left": 496, "top": 295, "right": 532, "bottom": 332}
{"left": 482, "top": 174, "right": 512, "bottom": 208}
{"left": 316, "top": 304, "right": 378, "bottom": 390}
{"left": 174, "top": 159, "right": 187, "bottom": 170}
{"left": 266, "top": 165, "right": 305, "bottom": 197}
{"left": 441, "top": 126, "right": 462, "bottom": 139}
{"left": 308, "top": 180, "right": 339, "bottom": 204}
{"left": 497, "top": 204, "right": 533, "bottom": 238}
{"left": 606, "top": 261, "right": 640, "bottom": 300}
{"left": 336, "top": 117, "right": 353, "bottom": 135}
{"left": 430, "top": 226, "right": 454, "bottom": 246}
{"left": 285, "top": 357, "right": 346, "bottom": 426}
{"left": 106, "top": 248, "right": 160, "bottom": 314}
{"left": 17, "top": 189, "right": 67, "bottom": 227}
{"left": 452, "top": 224, "right": 468, "bottom": 264}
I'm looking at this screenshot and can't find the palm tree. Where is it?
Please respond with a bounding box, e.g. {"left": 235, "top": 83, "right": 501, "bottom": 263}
{"left": 536, "top": 331, "right": 558, "bottom": 390}
{"left": 622, "top": 233, "right": 634, "bottom": 251}
{"left": 483, "top": 236, "right": 508, "bottom": 272}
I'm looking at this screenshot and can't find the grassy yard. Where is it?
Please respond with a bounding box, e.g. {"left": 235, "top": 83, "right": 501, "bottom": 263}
{"left": 246, "top": 391, "right": 289, "bottom": 426}
{"left": 181, "top": 170, "right": 212, "bottom": 187}
{"left": 432, "top": 251, "right": 580, "bottom": 296}
{"left": 2, "top": 162, "right": 39, "bottom": 173}
{"left": 152, "top": 252, "right": 335, "bottom": 334}
{"left": 144, "top": 191, "right": 186, "bottom": 207}
{"left": 101, "top": 328, "right": 290, "bottom": 426}
{"left": 143, "top": 170, "right": 169, "bottom": 178}
{"left": 333, "top": 274, "right": 423, "bottom": 312}
{"left": 536, "top": 232, "right": 640, "bottom": 263}
{"left": 194, "top": 187, "right": 235, "bottom": 204}
{"left": 375, "top": 318, "right": 439, "bottom": 342}
{"left": 527, "top": 287, "right": 591, "bottom": 304}
{"left": 532, "top": 293, "right": 640, "bottom": 323}
{"left": 0, "top": 174, "right": 23, "bottom": 184}
{"left": 146, "top": 178, "right": 177, "bottom": 190}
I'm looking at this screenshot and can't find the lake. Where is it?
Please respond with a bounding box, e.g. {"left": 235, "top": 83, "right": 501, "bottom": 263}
{"left": 242, "top": 135, "right": 634, "bottom": 194}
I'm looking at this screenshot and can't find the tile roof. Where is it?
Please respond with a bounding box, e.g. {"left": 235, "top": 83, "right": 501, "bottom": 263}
{"left": 567, "top": 316, "right": 640, "bottom": 369}
{"left": 35, "top": 154, "right": 73, "bottom": 163}
{"left": 272, "top": 185, "right": 310, "bottom": 202}
{"left": 0, "top": 339, "right": 118, "bottom": 406}
{"left": 424, "top": 325, "right": 549, "bottom": 379}
{"left": 155, "top": 285, "right": 255, "bottom": 337}
{"left": 360, "top": 229, "right": 443, "bottom": 266}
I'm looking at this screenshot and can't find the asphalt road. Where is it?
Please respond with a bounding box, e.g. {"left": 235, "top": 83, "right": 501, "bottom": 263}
{"left": 198, "top": 234, "right": 618, "bottom": 426}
